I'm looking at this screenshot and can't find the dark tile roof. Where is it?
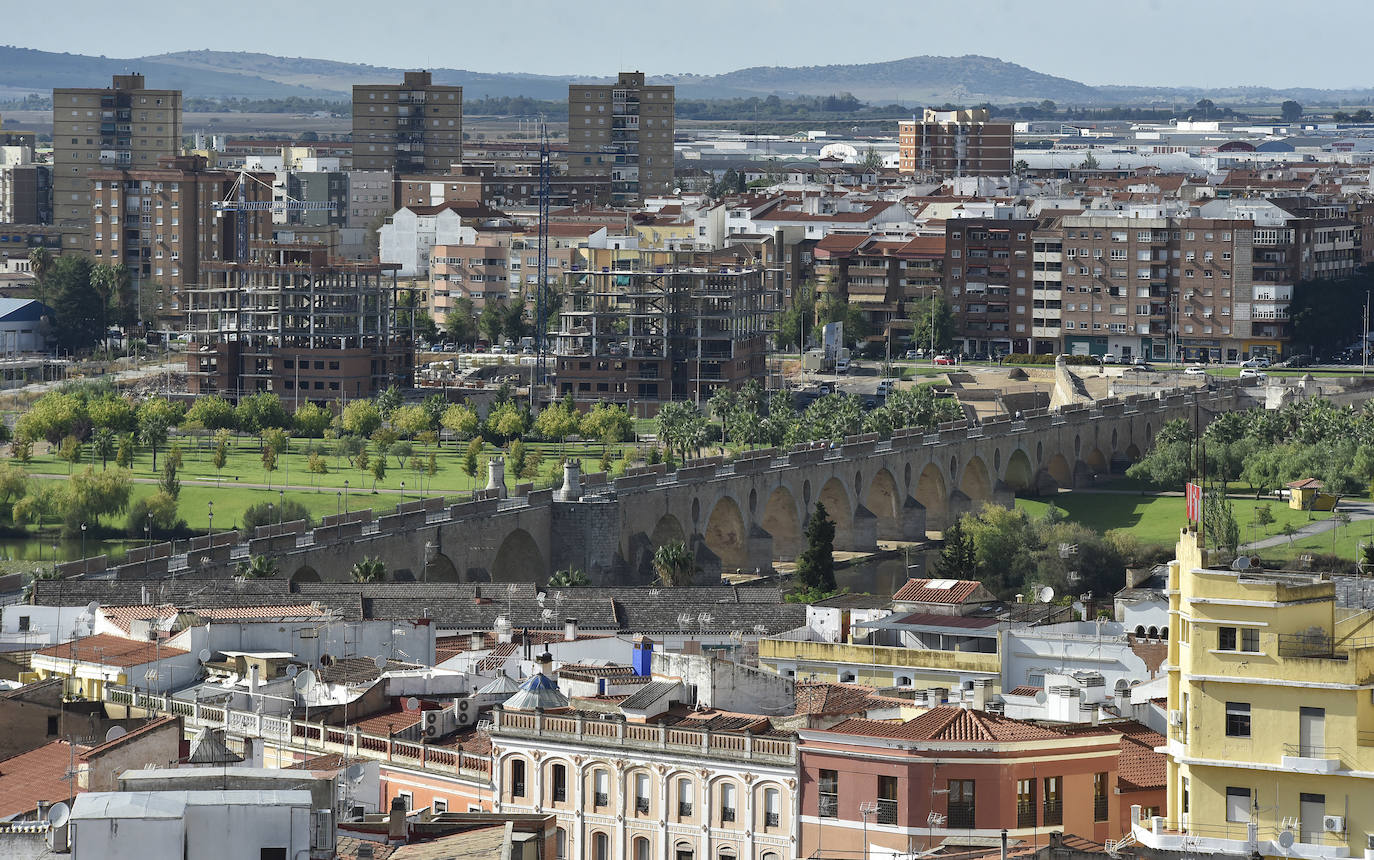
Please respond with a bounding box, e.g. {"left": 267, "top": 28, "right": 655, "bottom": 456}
{"left": 618, "top": 680, "right": 681, "bottom": 711}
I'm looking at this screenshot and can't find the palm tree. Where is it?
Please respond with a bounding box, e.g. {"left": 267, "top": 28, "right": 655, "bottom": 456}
{"left": 548, "top": 567, "right": 589, "bottom": 587}
{"left": 237, "top": 555, "right": 279, "bottom": 579}
{"left": 350, "top": 556, "right": 387, "bottom": 583}
{"left": 27, "top": 246, "right": 52, "bottom": 285}
{"left": 653, "top": 541, "right": 698, "bottom": 587}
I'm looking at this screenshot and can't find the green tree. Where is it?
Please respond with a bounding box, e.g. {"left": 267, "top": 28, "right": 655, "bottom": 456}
{"left": 125, "top": 490, "right": 183, "bottom": 536}
{"left": 185, "top": 394, "right": 236, "bottom": 431}
{"left": 774, "top": 282, "right": 817, "bottom": 351}
{"left": 441, "top": 403, "right": 481, "bottom": 440}
{"left": 91, "top": 429, "right": 116, "bottom": 470}
{"left": 1252, "top": 504, "right": 1275, "bottom": 532}
{"left": 548, "top": 567, "right": 589, "bottom": 587}
{"left": 237, "top": 555, "right": 280, "bottom": 579}
{"left": 486, "top": 401, "right": 528, "bottom": 443}
{"left": 656, "top": 401, "right": 708, "bottom": 463}
{"left": 340, "top": 400, "right": 384, "bottom": 437}
{"left": 816, "top": 294, "right": 867, "bottom": 348}
{"left": 653, "top": 540, "right": 698, "bottom": 587}
{"left": 88, "top": 394, "right": 136, "bottom": 435}
{"left": 158, "top": 458, "right": 180, "bottom": 499}
{"left": 580, "top": 402, "right": 632, "bottom": 454}
{"left": 46, "top": 255, "right": 106, "bottom": 351}
{"left": 860, "top": 146, "right": 883, "bottom": 172}
{"left": 10, "top": 439, "right": 31, "bottom": 464}
{"left": 115, "top": 434, "right": 134, "bottom": 469}
{"left": 509, "top": 438, "right": 528, "bottom": 480}
{"left": 307, "top": 452, "right": 329, "bottom": 486}
{"left": 59, "top": 466, "right": 133, "bottom": 534}
{"left": 350, "top": 556, "right": 387, "bottom": 583}
{"left": 908, "top": 297, "right": 955, "bottom": 353}
{"left": 936, "top": 518, "right": 979, "bottom": 579}
{"left": 261, "top": 427, "right": 289, "bottom": 456}
{"left": 233, "top": 391, "right": 289, "bottom": 434}
{"left": 795, "top": 502, "right": 836, "bottom": 593}
{"left": 375, "top": 386, "right": 402, "bottom": 420}
{"left": 57, "top": 436, "right": 84, "bottom": 472}
{"left": 443, "top": 297, "right": 477, "bottom": 345}
{"left": 1203, "top": 489, "right": 1241, "bottom": 556}
{"left": 212, "top": 429, "right": 231, "bottom": 485}
{"left": 292, "top": 402, "right": 332, "bottom": 438}
{"left": 463, "top": 437, "right": 482, "bottom": 487}
{"left": 391, "top": 404, "right": 432, "bottom": 439}
{"left": 534, "top": 401, "right": 580, "bottom": 450}
{"left": 242, "top": 499, "right": 311, "bottom": 531}
{"left": 260, "top": 440, "right": 278, "bottom": 486}
{"left": 371, "top": 453, "right": 387, "bottom": 489}
{"left": 479, "top": 302, "right": 504, "bottom": 345}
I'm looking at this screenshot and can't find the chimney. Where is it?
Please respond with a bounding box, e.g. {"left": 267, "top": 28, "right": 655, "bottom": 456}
{"left": 971, "top": 679, "right": 991, "bottom": 712}
{"left": 469, "top": 632, "right": 485, "bottom": 652}
{"left": 563, "top": 618, "right": 578, "bottom": 642}
{"left": 632, "top": 636, "right": 654, "bottom": 677}
{"left": 248, "top": 664, "right": 260, "bottom": 700}
{"left": 387, "top": 796, "right": 407, "bottom": 842}
{"left": 536, "top": 652, "right": 554, "bottom": 677}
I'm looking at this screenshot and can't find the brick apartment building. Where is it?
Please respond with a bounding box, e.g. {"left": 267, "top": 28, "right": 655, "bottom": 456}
{"left": 352, "top": 71, "right": 462, "bottom": 174}
{"left": 567, "top": 72, "right": 674, "bottom": 206}
{"left": 898, "top": 109, "right": 1013, "bottom": 179}
{"left": 184, "top": 244, "right": 412, "bottom": 402}
{"left": 943, "top": 218, "right": 1038, "bottom": 355}
{"left": 396, "top": 165, "right": 611, "bottom": 210}
{"left": 813, "top": 234, "right": 946, "bottom": 352}
{"left": 52, "top": 74, "right": 183, "bottom": 252}
{"left": 90, "top": 155, "right": 272, "bottom": 326}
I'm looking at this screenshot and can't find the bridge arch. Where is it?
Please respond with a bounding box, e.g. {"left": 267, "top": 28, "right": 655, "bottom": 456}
{"left": 651, "top": 513, "right": 686, "bottom": 548}
{"left": 1125, "top": 443, "right": 1142, "bottom": 461}
{"left": 914, "top": 463, "right": 948, "bottom": 532}
{"left": 1045, "top": 453, "right": 1073, "bottom": 489}
{"left": 817, "top": 477, "right": 854, "bottom": 549}
{"left": 704, "top": 495, "right": 750, "bottom": 571}
{"left": 290, "top": 564, "right": 321, "bottom": 584}
{"left": 761, "top": 485, "right": 803, "bottom": 561}
{"left": 960, "top": 455, "right": 993, "bottom": 503}
{"left": 865, "top": 468, "right": 902, "bottom": 540}
{"left": 1085, "top": 447, "right": 1109, "bottom": 476}
{"left": 492, "top": 528, "right": 544, "bottom": 582}
{"left": 1003, "top": 448, "right": 1035, "bottom": 494}
{"left": 424, "top": 552, "right": 460, "bottom": 583}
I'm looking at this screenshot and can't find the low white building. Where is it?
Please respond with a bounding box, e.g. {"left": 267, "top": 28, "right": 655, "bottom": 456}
{"left": 68, "top": 789, "right": 324, "bottom": 860}
{"left": 0, "top": 298, "right": 52, "bottom": 354}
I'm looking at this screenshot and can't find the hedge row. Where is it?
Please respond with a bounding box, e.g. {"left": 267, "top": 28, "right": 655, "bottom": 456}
{"left": 1002, "top": 353, "right": 1100, "bottom": 366}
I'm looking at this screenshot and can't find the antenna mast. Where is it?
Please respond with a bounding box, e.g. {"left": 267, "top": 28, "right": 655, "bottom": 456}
{"left": 536, "top": 118, "right": 551, "bottom": 392}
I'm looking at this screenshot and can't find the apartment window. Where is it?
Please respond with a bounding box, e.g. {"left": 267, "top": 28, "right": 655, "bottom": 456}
{"left": 552, "top": 764, "right": 567, "bottom": 802}
{"left": 1219, "top": 626, "right": 1238, "bottom": 650}
{"left": 1242, "top": 628, "right": 1259, "bottom": 651}
{"left": 510, "top": 759, "right": 526, "bottom": 798}
{"left": 432, "top": 799, "right": 448, "bottom": 814}
{"left": 635, "top": 773, "right": 651, "bottom": 814}
{"left": 764, "top": 787, "right": 781, "bottom": 828}
{"left": 1017, "top": 779, "right": 1036, "bottom": 827}
{"left": 594, "top": 769, "right": 609, "bottom": 808}
{"left": 678, "top": 777, "right": 693, "bottom": 818}
{"left": 947, "top": 780, "right": 975, "bottom": 828}
{"left": 819, "top": 770, "right": 839, "bottom": 818}
{"left": 877, "top": 776, "right": 898, "bottom": 825}
{"left": 1226, "top": 702, "right": 1252, "bottom": 737}
{"left": 720, "top": 783, "right": 737, "bottom": 823}
{"left": 396, "top": 791, "right": 412, "bottom": 811}
{"left": 1042, "top": 777, "right": 1062, "bottom": 826}
{"left": 592, "top": 832, "right": 609, "bottom": 860}
{"left": 1094, "top": 773, "right": 1109, "bottom": 822}
{"left": 1225, "top": 787, "right": 1251, "bottom": 823}
{"left": 634, "top": 837, "right": 651, "bottom": 860}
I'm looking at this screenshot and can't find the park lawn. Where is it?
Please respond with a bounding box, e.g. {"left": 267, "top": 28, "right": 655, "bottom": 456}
{"left": 1014, "top": 492, "right": 1327, "bottom": 548}
{"left": 1257, "top": 515, "right": 1374, "bottom": 563}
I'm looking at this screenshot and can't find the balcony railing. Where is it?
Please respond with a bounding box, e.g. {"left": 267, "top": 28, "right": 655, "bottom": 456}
{"left": 636, "top": 797, "right": 650, "bottom": 814}
{"left": 948, "top": 803, "right": 975, "bottom": 829}
{"left": 1017, "top": 802, "right": 1036, "bottom": 828}
{"left": 1277, "top": 632, "right": 1374, "bottom": 659}
{"left": 1095, "top": 796, "right": 1109, "bottom": 822}
{"left": 877, "top": 799, "right": 897, "bottom": 825}
{"left": 819, "top": 795, "right": 838, "bottom": 818}
{"left": 765, "top": 812, "right": 780, "bottom": 827}
{"left": 1043, "top": 800, "right": 1063, "bottom": 826}
{"left": 678, "top": 802, "right": 693, "bottom": 818}
{"left": 594, "top": 792, "right": 609, "bottom": 808}
{"left": 721, "top": 808, "right": 736, "bottom": 823}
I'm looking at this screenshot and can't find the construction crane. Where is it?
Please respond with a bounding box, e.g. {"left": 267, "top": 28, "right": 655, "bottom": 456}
{"left": 211, "top": 167, "right": 334, "bottom": 264}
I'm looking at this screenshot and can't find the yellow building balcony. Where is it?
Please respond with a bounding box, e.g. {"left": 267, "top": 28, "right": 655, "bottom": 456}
{"left": 758, "top": 638, "right": 1000, "bottom": 677}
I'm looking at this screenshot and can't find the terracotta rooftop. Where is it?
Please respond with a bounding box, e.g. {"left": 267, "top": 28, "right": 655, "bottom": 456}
{"left": 1115, "top": 722, "right": 1167, "bottom": 791}
{"left": 101, "top": 603, "right": 328, "bottom": 633}
{"left": 825, "top": 707, "right": 1107, "bottom": 743}
{"left": 0, "top": 740, "right": 82, "bottom": 818}
{"left": 34, "top": 633, "right": 187, "bottom": 668}
{"left": 795, "top": 683, "right": 881, "bottom": 716}
{"left": 893, "top": 578, "right": 989, "bottom": 605}
{"left": 353, "top": 701, "right": 440, "bottom": 736}
{"left": 1004, "top": 686, "right": 1043, "bottom": 697}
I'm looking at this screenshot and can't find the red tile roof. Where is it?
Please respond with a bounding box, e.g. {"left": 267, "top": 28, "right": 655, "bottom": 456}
{"left": 1116, "top": 723, "right": 1167, "bottom": 791}
{"left": 475, "top": 642, "right": 517, "bottom": 672}
{"left": 1005, "top": 686, "right": 1043, "bottom": 697}
{"left": 795, "top": 683, "right": 878, "bottom": 716}
{"left": 354, "top": 701, "right": 441, "bottom": 736}
{"left": 892, "top": 578, "right": 989, "bottom": 605}
{"left": 34, "top": 633, "right": 187, "bottom": 668}
{"left": 825, "top": 707, "right": 1105, "bottom": 743}
{"left": 0, "top": 740, "right": 81, "bottom": 817}
{"left": 101, "top": 603, "right": 327, "bottom": 633}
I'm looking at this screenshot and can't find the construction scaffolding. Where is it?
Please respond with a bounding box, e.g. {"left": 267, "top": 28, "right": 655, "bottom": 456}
{"left": 554, "top": 250, "right": 779, "bottom": 405}
{"left": 182, "top": 243, "right": 413, "bottom": 403}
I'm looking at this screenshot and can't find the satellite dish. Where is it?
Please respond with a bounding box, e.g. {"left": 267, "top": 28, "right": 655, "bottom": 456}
{"left": 344, "top": 764, "right": 364, "bottom": 783}
{"left": 85, "top": 601, "right": 99, "bottom": 616}
{"left": 294, "top": 670, "right": 316, "bottom": 691}
{"left": 286, "top": 665, "right": 299, "bottom": 678}
{"left": 1034, "top": 691, "right": 1048, "bottom": 705}
{"left": 1038, "top": 586, "right": 1056, "bottom": 604}
{"left": 46, "top": 802, "right": 70, "bottom": 829}
{"left": 405, "top": 697, "right": 420, "bottom": 712}
{"left": 373, "top": 655, "right": 388, "bottom": 670}
{"left": 104, "top": 726, "right": 127, "bottom": 744}
{"left": 198, "top": 649, "right": 212, "bottom": 663}
{"left": 1278, "top": 830, "right": 1295, "bottom": 849}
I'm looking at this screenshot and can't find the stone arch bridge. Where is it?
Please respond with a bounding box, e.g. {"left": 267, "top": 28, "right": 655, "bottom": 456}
{"left": 64, "top": 389, "right": 1236, "bottom": 588}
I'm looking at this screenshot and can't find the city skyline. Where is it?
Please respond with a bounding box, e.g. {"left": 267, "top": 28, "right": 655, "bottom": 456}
{"left": 4, "top": 0, "right": 1374, "bottom": 91}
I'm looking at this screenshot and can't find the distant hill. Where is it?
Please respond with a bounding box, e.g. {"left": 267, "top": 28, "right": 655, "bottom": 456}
{"left": 1, "top": 46, "right": 1372, "bottom": 108}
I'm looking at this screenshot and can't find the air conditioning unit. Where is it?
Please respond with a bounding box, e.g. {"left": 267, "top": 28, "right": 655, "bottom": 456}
{"left": 454, "top": 697, "right": 476, "bottom": 727}
{"left": 423, "top": 710, "right": 442, "bottom": 739}
{"left": 1169, "top": 710, "right": 1183, "bottom": 727}
{"left": 1324, "top": 815, "right": 1345, "bottom": 833}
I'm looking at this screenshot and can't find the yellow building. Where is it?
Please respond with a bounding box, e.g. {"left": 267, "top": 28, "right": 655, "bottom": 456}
{"left": 1130, "top": 526, "right": 1374, "bottom": 859}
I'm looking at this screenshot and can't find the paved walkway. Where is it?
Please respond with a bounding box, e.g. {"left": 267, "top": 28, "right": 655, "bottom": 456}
{"left": 1241, "top": 499, "right": 1374, "bottom": 551}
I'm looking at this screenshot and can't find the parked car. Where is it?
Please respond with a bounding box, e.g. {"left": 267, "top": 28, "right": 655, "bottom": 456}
{"left": 1184, "top": 365, "right": 1208, "bottom": 376}
{"left": 817, "top": 382, "right": 834, "bottom": 395}
{"left": 1279, "top": 354, "right": 1312, "bottom": 368}
{"left": 876, "top": 379, "right": 896, "bottom": 396}
{"left": 933, "top": 354, "right": 955, "bottom": 366}
{"left": 1101, "top": 353, "right": 1118, "bottom": 364}
{"left": 834, "top": 358, "right": 851, "bottom": 374}
{"left": 1124, "top": 364, "right": 1152, "bottom": 373}
{"left": 903, "top": 349, "right": 919, "bottom": 360}
{"left": 1239, "top": 368, "right": 1268, "bottom": 380}
{"left": 1240, "top": 357, "right": 1271, "bottom": 368}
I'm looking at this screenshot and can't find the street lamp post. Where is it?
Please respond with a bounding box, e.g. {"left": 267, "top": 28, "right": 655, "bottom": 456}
{"left": 80, "top": 522, "right": 87, "bottom": 560}
{"left": 144, "top": 515, "right": 152, "bottom": 577}
{"left": 278, "top": 490, "right": 284, "bottom": 524}
{"left": 336, "top": 491, "right": 341, "bottom": 519}
{"left": 344, "top": 480, "right": 350, "bottom": 513}
{"left": 207, "top": 501, "right": 213, "bottom": 539}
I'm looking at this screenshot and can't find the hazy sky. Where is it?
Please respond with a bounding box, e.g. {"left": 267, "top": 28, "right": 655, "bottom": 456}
{"left": 6, "top": 0, "right": 1371, "bottom": 89}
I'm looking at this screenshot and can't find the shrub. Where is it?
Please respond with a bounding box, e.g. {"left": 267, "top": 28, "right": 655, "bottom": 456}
{"left": 242, "top": 499, "right": 313, "bottom": 531}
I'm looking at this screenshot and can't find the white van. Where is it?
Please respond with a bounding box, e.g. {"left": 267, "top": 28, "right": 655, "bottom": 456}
{"left": 834, "top": 358, "right": 851, "bottom": 374}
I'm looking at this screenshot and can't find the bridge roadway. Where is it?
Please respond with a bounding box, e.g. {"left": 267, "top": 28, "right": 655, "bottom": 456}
{"left": 58, "top": 387, "right": 1236, "bottom": 587}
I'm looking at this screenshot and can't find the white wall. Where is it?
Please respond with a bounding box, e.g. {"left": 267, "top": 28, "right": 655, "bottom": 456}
{"left": 1002, "top": 621, "right": 1153, "bottom": 692}
{"left": 0, "top": 605, "right": 92, "bottom": 651}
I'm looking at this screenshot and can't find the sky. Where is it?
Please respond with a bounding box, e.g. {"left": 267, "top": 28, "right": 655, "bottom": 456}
{"left": 5, "top": 0, "right": 1372, "bottom": 90}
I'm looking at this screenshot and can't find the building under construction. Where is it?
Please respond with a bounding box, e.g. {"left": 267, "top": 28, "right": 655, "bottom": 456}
{"left": 553, "top": 247, "right": 779, "bottom": 405}
{"left": 183, "top": 244, "right": 413, "bottom": 402}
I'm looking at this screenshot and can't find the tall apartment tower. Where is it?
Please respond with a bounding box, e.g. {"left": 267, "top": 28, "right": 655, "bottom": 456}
{"left": 898, "top": 109, "right": 1013, "bottom": 178}
{"left": 566, "top": 72, "right": 674, "bottom": 206}
{"left": 52, "top": 74, "right": 182, "bottom": 251}
{"left": 352, "top": 71, "right": 462, "bottom": 174}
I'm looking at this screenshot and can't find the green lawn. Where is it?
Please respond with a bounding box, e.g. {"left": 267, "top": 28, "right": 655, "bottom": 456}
{"left": 1014, "top": 492, "right": 1331, "bottom": 548}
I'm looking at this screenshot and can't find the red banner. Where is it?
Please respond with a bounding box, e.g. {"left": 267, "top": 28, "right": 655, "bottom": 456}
{"left": 1186, "top": 482, "right": 1202, "bottom": 522}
